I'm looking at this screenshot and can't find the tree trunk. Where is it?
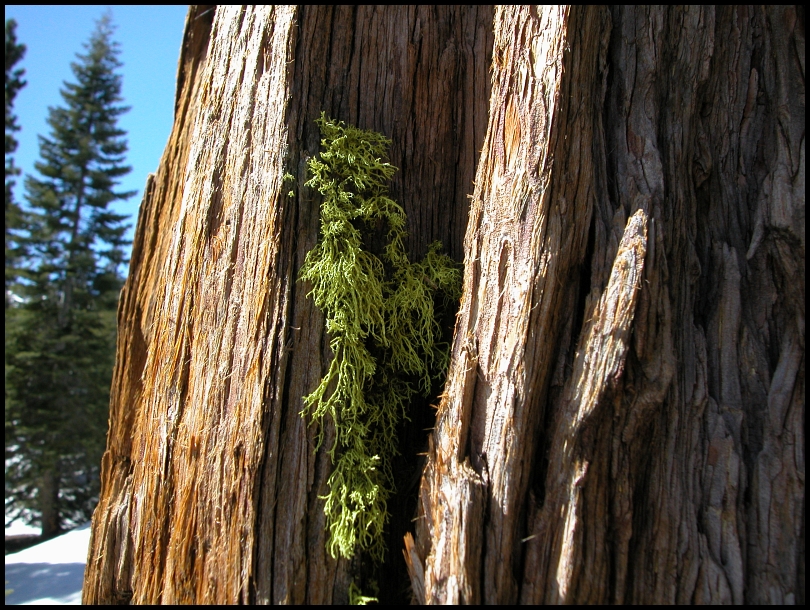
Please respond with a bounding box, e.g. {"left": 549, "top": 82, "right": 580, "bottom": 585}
{"left": 411, "top": 5, "right": 804, "bottom": 605}
{"left": 83, "top": 4, "right": 493, "bottom": 604}
{"left": 40, "top": 469, "right": 61, "bottom": 539}
{"left": 84, "top": 5, "right": 804, "bottom": 605}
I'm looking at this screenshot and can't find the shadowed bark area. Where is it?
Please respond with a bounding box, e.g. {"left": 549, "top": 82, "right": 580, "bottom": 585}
{"left": 83, "top": 4, "right": 803, "bottom": 606}
{"left": 82, "top": 5, "right": 493, "bottom": 604}
{"left": 411, "top": 5, "right": 804, "bottom": 605}
{"left": 267, "top": 7, "right": 492, "bottom": 603}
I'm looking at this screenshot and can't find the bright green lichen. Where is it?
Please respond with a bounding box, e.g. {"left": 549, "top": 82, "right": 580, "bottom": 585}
{"left": 283, "top": 172, "right": 296, "bottom": 197}
{"left": 299, "top": 113, "right": 460, "bottom": 563}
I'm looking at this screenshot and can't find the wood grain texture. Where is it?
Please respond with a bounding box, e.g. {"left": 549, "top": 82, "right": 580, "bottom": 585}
{"left": 414, "top": 6, "right": 611, "bottom": 603}
{"left": 414, "top": 4, "right": 803, "bottom": 605}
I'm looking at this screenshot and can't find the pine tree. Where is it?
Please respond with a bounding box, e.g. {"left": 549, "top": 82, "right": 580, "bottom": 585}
{"left": 5, "top": 18, "right": 26, "bottom": 303}
{"left": 5, "top": 13, "right": 133, "bottom": 538}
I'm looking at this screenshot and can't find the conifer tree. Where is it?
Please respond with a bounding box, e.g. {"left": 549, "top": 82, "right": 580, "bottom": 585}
{"left": 5, "top": 18, "right": 26, "bottom": 303}
{"left": 5, "top": 13, "right": 133, "bottom": 538}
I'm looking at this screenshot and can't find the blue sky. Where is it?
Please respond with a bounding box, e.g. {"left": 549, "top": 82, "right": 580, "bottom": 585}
{"left": 5, "top": 5, "right": 190, "bottom": 260}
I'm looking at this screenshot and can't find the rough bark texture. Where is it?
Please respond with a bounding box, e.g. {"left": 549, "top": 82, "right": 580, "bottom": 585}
{"left": 82, "top": 5, "right": 493, "bottom": 604}
{"left": 83, "top": 4, "right": 804, "bottom": 605}
{"left": 412, "top": 5, "right": 804, "bottom": 605}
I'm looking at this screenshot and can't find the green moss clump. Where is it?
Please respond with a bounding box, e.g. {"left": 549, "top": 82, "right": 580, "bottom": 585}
{"left": 299, "top": 113, "right": 461, "bottom": 562}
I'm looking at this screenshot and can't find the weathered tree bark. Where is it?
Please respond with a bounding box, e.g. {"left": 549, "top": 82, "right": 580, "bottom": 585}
{"left": 83, "top": 5, "right": 804, "bottom": 605}
{"left": 83, "top": 4, "right": 493, "bottom": 604}
{"left": 410, "top": 5, "right": 804, "bottom": 605}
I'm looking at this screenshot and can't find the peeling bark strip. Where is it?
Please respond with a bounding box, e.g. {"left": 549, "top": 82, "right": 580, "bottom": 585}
{"left": 524, "top": 209, "right": 647, "bottom": 605}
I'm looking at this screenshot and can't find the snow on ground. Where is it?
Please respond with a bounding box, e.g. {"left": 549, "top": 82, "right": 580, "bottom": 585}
{"left": 5, "top": 523, "right": 90, "bottom": 605}
{"left": 5, "top": 521, "right": 41, "bottom": 537}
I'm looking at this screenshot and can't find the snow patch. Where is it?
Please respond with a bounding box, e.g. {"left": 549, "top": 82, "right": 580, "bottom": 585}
{"left": 5, "top": 523, "right": 90, "bottom": 605}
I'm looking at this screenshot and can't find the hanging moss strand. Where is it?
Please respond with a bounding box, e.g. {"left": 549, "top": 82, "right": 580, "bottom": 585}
{"left": 299, "top": 113, "right": 461, "bottom": 563}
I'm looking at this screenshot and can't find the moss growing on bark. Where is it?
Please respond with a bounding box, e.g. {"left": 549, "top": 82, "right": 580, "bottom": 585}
{"left": 300, "top": 113, "right": 460, "bottom": 562}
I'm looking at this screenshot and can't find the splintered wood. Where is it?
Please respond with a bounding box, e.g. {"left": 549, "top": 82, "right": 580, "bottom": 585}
{"left": 84, "top": 6, "right": 299, "bottom": 604}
